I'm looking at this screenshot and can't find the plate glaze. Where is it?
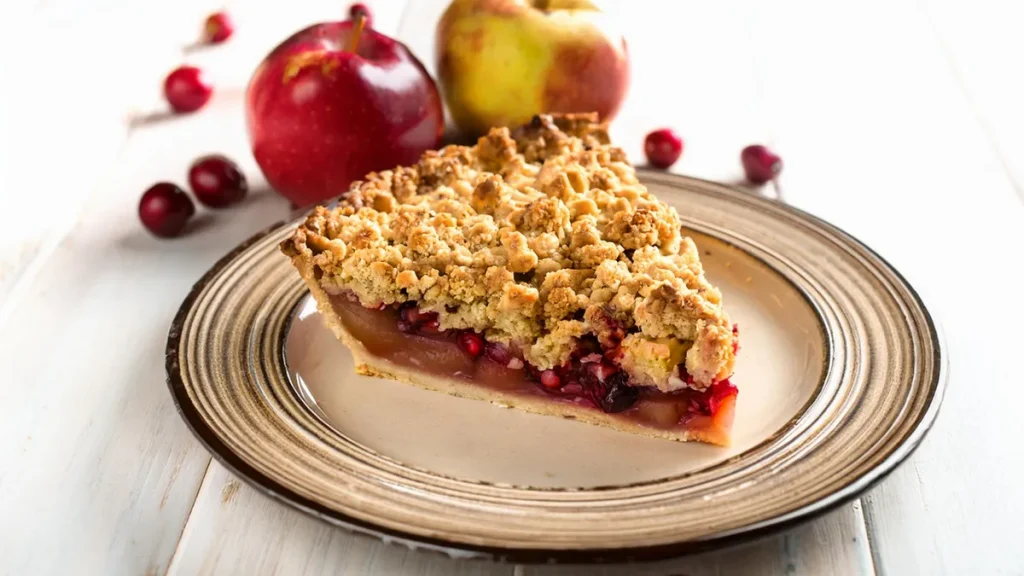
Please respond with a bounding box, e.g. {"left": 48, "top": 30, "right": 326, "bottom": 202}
{"left": 167, "top": 171, "right": 945, "bottom": 563}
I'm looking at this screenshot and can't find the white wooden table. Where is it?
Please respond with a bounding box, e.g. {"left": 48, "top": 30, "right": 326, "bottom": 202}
{"left": 2, "top": 1, "right": 1023, "bottom": 574}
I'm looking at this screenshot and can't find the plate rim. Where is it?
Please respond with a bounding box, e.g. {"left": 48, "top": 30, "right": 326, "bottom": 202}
{"left": 165, "top": 172, "right": 948, "bottom": 564}
{"left": 279, "top": 221, "right": 836, "bottom": 493}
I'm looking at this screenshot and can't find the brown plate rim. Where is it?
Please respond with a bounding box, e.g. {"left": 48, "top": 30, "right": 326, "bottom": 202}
{"left": 165, "top": 172, "right": 947, "bottom": 564}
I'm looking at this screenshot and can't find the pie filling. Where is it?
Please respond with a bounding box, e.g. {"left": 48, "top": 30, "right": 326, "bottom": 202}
{"left": 282, "top": 113, "right": 741, "bottom": 445}
{"left": 330, "top": 292, "right": 738, "bottom": 437}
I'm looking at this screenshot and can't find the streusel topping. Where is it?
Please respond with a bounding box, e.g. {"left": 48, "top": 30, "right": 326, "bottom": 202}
{"left": 281, "top": 113, "right": 736, "bottom": 388}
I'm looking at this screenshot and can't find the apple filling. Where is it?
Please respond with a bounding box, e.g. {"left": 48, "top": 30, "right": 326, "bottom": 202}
{"left": 329, "top": 293, "right": 738, "bottom": 436}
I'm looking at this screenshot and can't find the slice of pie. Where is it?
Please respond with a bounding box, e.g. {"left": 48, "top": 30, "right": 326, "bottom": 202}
{"left": 281, "top": 113, "right": 739, "bottom": 445}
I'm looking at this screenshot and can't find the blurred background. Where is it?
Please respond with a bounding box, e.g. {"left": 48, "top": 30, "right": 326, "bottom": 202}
{"left": 0, "top": 1, "right": 1022, "bottom": 574}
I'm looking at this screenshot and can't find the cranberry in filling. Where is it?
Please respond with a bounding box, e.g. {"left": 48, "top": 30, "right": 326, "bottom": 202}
{"left": 527, "top": 358, "right": 639, "bottom": 414}
{"left": 329, "top": 294, "right": 737, "bottom": 431}
{"left": 456, "top": 331, "right": 483, "bottom": 358}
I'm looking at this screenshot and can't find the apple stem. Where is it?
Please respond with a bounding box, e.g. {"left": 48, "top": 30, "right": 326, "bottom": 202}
{"left": 347, "top": 14, "right": 366, "bottom": 53}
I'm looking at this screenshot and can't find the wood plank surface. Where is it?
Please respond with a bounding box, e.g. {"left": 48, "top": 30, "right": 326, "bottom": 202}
{"left": 742, "top": 0, "right": 1024, "bottom": 574}
{"left": 167, "top": 1, "right": 875, "bottom": 574}
{"left": 2, "top": 0, "right": 1023, "bottom": 573}
{"left": 0, "top": 0, "right": 225, "bottom": 323}
{"left": 168, "top": 462, "right": 516, "bottom": 576}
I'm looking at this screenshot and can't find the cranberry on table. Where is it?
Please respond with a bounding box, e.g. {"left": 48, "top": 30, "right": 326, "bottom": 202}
{"left": 644, "top": 128, "right": 684, "bottom": 169}
{"left": 203, "top": 11, "right": 234, "bottom": 44}
{"left": 163, "top": 65, "right": 213, "bottom": 113}
{"left": 740, "top": 144, "right": 783, "bottom": 184}
{"left": 139, "top": 183, "right": 195, "bottom": 238}
{"left": 188, "top": 154, "right": 248, "bottom": 208}
{"left": 348, "top": 3, "right": 373, "bottom": 27}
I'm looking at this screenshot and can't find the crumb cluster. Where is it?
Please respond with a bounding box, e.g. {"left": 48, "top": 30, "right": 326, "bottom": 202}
{"left": 281, "top": 113, "right": 736, "bottom": 389}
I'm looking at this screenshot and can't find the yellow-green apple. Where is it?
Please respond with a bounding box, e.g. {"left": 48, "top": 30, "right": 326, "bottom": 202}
{"left": 435, "top": 0, "right": 629, "bottom": 136}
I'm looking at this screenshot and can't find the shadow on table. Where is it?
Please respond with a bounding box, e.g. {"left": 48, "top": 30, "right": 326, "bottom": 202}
{"left": 117, "top": 185, "right": 287, "bottom": 253}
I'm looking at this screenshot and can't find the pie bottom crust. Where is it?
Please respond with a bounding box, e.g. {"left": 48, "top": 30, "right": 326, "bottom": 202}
{"left": 296, "top": 260, "right": 734, "bottom": 446}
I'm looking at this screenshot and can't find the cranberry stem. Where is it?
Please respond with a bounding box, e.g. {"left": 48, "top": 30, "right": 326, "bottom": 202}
{"left": 347, "top": 14, "right": 366, "bottom": 53}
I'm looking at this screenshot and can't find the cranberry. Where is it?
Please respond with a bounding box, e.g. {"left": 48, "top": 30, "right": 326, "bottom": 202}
{"left": 164, "top": 65, "right": 213, "bottom": 113}
{"left": 203, "top": 11, "right": 234, "bottom": 43}
{"left": 407, "top": 308, "right": 437, "bottom": 325}
{"left": 562, "top": 382, "right": 583, "bottom": 395}
{"left": 484, "top": 343, "right": 511, "bottom": 366}
{"left": 396, "top": 304, "right": 441, "bottom": 334}
{"left": 457, "top": 331, "right": 483, "bottom": 358}
{"left": 686, "top": 380, "right": 738, "bottom": 416}
{"left": 348, "top": 3, "right": 373, "bottom": 27}
{"left": 741, "top": 144, "right": 783, "bottom": 184}
{"left": 644, "top": 128, "right": 683, "bottom": 169}
{"left": 708, "top": 380, "right": 739, "bottom": 414}
{"left": 138, "top": 183, "right": 195, "bottom": 238}
{"left": 581, "top": 368, "right": 637, "bottom": 413}
{"left": 573, "top": 360, "right": 634, "bottom": 409}
{"left": 539, "top": 370, "right": 562, "bottom": 389}
{"left": 399, "top": 304, "right": 415, "bottom": 324}
{"left": 188, "top": 155, "right": 247, "bottom": 208}
{"left": 602, "top": 374, "right": 639, "bottom": 413}
{"left": 587, "top": 362, "right": 618, "bottom": 383}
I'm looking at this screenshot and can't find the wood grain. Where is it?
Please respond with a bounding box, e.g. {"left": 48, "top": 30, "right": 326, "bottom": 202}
{"left": 172, "top": 462, "right": 873, "bottom": 576}
{"left": 924, "top": 0, "right": 1024, "bottom": 202}
{"left": 0, "top": 0, "right": 226, "bottom": 327}
{"left": 521, "top": 503, "right": 873, "bottom": 576}
{"left": 165, "top": 0, "right": 877, "bottom": 573}
{"left": 0, "top": 2, "right": 255, "bottom": 574}
{"left": 168, "top": 463, "right": 515, "bottom": 576}
{"left": 0, "top": 126, "right": 273, "bottom": 574}
{"left": 0, "top": 0, "right": 876, "bottom": 574}
{"left": 169, "top": 164, "right": 942, "bottom": 562}
{"left": 742, "top": 0, "right": 1024, "bottom": 574}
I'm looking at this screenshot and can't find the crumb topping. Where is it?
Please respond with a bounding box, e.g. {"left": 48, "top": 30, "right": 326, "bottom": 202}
{"left": 281, "top": 113, "right": 736, "bottom": 389}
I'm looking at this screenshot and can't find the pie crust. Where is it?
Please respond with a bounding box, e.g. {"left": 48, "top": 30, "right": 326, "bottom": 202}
{"left": 281, "top": 113, "right": 739, "bottom": 445}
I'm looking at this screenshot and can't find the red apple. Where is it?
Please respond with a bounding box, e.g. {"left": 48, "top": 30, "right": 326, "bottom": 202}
{"left": 245, "top": 18, "right": 444, "bottom": 208}
{"left": 436, "top": 0, "right": 630, "bottom": 136}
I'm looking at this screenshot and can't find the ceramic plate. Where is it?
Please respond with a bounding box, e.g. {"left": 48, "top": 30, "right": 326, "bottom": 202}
{"left": 167, "top": 172, "right": 945, "bottom": 563}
